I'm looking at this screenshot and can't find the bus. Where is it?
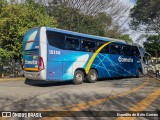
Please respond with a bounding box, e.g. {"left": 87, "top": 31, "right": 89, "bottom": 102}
{"left": 23, "top": 27, "right": 142, "bottom": 84}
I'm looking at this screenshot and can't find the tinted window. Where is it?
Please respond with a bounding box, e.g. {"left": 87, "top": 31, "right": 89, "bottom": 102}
{"left": 24, "top": 28, "right": 39, "bottom": 43}
{"left": 110, "top": 44, "right": 121, "bottom": 54}
{"left": 131, "top": 46, "right": 140, "bottom": 57}
{"left": 81, "top": 39, "right": 95, "bottom": 52}
{"left": 97, "top": 41, "right": 109, "bottom": 53}
{"left": 66, "top": 37, "right": 79, "bottom": 50}
{"left": 46, "top": 31, "right": 65, "bottom": 49}
{"left": 122, "top": 46, "right": 131, "bottom": 56}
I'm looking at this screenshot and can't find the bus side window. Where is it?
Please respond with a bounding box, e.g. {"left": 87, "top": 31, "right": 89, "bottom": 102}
{"left": 122, "top": 46, "right": 131, "bottom": 56}
{"left": 97, "top": 41, "right": 109, "bottom": 54}
{"left": 131, "top": 47, "right": 135, "bottom": 56}
{"left": 46, "top": 31, "right": 65, "bottom": 49}
{"left": 110, "top": 44, "right": 121, "bottom": 55}
{"left": 81, "top": 39, "right": 95, "bottom": 52}
{"left": 66, "top": 37, "right": 79, "bottom": 50}
{"left": 131, "top": 46, "right": 140, "bottom": 57}
{"left": 135, "top": 47, "right": 140, "bottom": 57}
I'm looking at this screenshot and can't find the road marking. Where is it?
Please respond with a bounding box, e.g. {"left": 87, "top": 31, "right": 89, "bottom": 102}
{"left": 42, "top": 78, "right": 150, "bottom": 111}
{"left": 0, "top": 77, "right": 25, "bottom": 82}
{"left": 116, "top": 88, "right": 160, "bottom": 120}
{"left": 40, "top": 78, "right": 149, "bottom": 120}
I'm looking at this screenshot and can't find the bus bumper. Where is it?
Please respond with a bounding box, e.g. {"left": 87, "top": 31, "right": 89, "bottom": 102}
{"left": 24, "top": 71, "right": 46, "bottom": 80}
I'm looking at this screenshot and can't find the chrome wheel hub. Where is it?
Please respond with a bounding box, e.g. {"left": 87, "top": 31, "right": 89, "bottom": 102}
{"left": 76, "top": 73, "right": 83, "bottom": 82}
{"left": 90, "top": 73, "right": 96, "bottom": 80}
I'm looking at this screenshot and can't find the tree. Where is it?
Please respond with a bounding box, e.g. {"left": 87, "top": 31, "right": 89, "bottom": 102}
{"left": 47, "top": 4, "right": 111, "bottom": 36}
{"left": 130, "top": 0, "right": 160, "bottom": 59}
{"left": 47, "top": 0, "right": 129, "bottom": 21}
{"left": 46, "top": 0, "right": 131, "bottom": 39}
{"left": 130, "top": 0, "right": 160, "bottom": 35}
{"left": 105, "top": 25, "right": 132, "bottom": 43}
{"left": 0, "top": 2, "right": 57, "bottom": 76}
{"left": 144, "top": 35, "right": 160, "bottom": 58}
{"left": 117, "top": 35, "right": 132, "bottom": 43}
{"left": 0, "top": 0, "right": 7, "bottom": 13}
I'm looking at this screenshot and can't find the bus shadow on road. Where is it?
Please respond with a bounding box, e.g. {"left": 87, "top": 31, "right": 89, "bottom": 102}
{"left": 24, "top": 79, "right": 73, "bottom": 87}
{"left": 24, "top": 77, "right": 134, "bottom": 87}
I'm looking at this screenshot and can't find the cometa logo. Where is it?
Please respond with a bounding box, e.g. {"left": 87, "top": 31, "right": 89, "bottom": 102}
{"left": 25, "top": 60, "right": 38, "bottom": 65}
{"left": 118, "top": 56, "right": 133, "bottom": 63}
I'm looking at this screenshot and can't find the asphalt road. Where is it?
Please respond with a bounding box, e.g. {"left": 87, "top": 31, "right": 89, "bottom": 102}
{"left": 0, "top": 76, "right": 159, "bottom": 120}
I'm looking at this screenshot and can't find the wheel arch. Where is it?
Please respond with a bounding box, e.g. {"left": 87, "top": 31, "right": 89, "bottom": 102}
{"left": 75, "top": 68, "right": 86, "bottom": 76}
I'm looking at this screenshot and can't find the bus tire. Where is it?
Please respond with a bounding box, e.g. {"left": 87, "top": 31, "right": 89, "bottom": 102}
{"left": 87, "top": 69, "right": 98, "bottom": 83}
{"left": 25, "top": 78, "right": 30, "bottom": 81}
{"left": 73, "top": 70, "right": 84, "bottom": 85}
{"left": 136, "top": 70, "right": 142, "bottom": 78}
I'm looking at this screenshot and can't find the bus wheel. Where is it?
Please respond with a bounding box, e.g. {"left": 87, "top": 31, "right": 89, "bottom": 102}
{"left": 87, "top": 69, "right": 98, "bottom": 83}
{"left": 73, "top": 70, "right": 84, "bottom": 85}
{"left": 139, "top": 70, "right": 143, "bottom": 77}
{"left": 25, "top": 78, "right": 30, "bottom": 81}
{"left": 136, "top": 70, "right": 142, "bottom": 78}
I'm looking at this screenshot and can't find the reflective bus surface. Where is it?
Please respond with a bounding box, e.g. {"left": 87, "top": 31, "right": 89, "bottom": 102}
{"left": 23, "top": 27, "right": 142, "bottom": 84}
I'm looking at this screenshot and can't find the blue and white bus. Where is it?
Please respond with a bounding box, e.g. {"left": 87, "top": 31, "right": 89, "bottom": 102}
{"left": 23, "top": 27, "right": 142, "bottom": 84}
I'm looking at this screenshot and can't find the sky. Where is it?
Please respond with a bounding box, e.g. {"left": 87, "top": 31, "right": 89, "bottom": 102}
{"left": 130, "top": 0, "right": 136, "bottom": 4}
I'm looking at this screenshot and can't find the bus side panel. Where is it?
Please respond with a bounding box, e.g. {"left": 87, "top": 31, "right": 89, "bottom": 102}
{"left": 133, "top": 57, "right": 141, "bottom": 76}
{"left": 62, "top": 53, "right": 90, "bottom": 80}
{"left": 130, "top": 57, "right": 136, "bottom": 76}
{"left": 122, "top": 60, "right": 132, "bottom": 77}
{"left": 39, "top": 27, "right": 47, "bottom": 80}
{"left": 107, "top": 54, "right": 121, "bottom": 77}
{"left": 91, "top": 53, "right": 111, "bottom": 79}
{"left": 92, "top": 54, "right": 121, "bottom": 78}
{"left": 63, "top": 62, "right": 73, "bottom": 80}
{"left": 46, "top": 49, "right": 90, "bottom": 80}
{"left": 91, "top": 54, "right": 137, "bottom": 78}
{"left": 46, "top": 45, "right": 62, "bottom": 80}
{"left": 120, "top": 56, "right": 134, "bottom": 77}
{"left": 47, "top": 61, "right": 63, "bottom": 80}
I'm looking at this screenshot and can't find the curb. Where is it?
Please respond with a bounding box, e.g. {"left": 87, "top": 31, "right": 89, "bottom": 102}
{"left": 0, "top": 77, "right": 25, "bottom": 82}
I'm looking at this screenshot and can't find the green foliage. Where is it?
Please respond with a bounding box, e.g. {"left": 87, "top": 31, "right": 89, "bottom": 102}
{"left": 0, "top": 2, "right": 57, "bottom": 76}
{"left": 130, "top": 0, "right": 160, "bottom": 54}
{"left": 47, "top": 2, "right": 132, "bottom": 42}
{"left": 0, "top": 3, "right": 57, "bottom": 61}
{"left": 0, "top": 0, "right": 7, "bottom": 13}
{"left": 130, "top": 0, "right": 160, "bottom": 33}
{"left": 105, "top": 25, "right": 132, "bottom": 43}
{"left": 144, "top": 35, "right": 160, "bottom": 57}
{"left": 48, "top": 4, "right": 112, "bottom": 36}
{"left": 117, "top": 35, "right": 132, "bottom": 43}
